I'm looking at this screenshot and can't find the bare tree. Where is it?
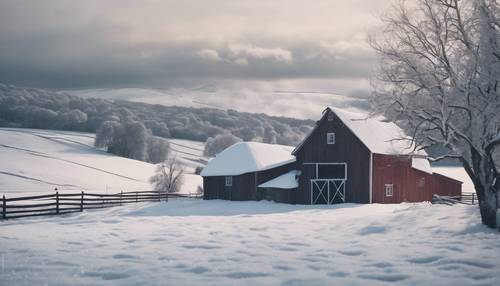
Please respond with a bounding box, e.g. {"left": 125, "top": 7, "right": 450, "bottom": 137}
{"left": 371, "top": 0, "right": 500, "bottom": 228}
{"left": 149, "top": 157, "right": 185, "bottom": 196}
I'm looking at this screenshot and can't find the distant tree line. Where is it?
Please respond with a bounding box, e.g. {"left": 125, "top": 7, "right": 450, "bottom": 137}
{"left": 0, "top": 84, "right": 314, "bottom": 161}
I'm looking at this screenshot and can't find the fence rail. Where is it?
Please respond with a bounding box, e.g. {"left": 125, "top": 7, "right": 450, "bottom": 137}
{"left": 1, "top": 191, "right": 202, "bottom": 220}
{"left": 432, "top": 192, "right": 478, "bottom": 205}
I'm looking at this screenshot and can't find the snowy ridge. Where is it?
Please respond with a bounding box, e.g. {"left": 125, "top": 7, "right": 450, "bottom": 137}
{"left": 201, "top": 142, "right": 295, "bottom": 177}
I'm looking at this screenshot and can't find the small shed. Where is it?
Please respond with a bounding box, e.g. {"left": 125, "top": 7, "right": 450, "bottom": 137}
{"left": 201, "top": 142, "right": 297, "bottom": 201}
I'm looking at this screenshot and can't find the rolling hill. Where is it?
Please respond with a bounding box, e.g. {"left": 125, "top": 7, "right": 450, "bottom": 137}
{"left": 0, "top": 128, "right": 204, "bottom": 197}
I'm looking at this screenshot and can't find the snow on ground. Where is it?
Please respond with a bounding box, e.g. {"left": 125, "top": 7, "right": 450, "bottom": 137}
{"left": 1, "top": 200, "right": 499, "bottom": 286}
{"left": 0, "top": 128, "right": 203, "bottom": 197}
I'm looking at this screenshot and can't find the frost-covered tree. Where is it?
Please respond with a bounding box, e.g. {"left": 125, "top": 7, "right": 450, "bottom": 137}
{"left": 204, "top": 133, "right": 242, "bottom": 157}
{"left": 146, "top": 136, "right": 170, "bottom": 163}
{"left": 149, "top": 157, "right": 184, "bottom": 195}
{"left": 119, "top": 121, "right": 148, "bottom": 161}
{"left": 371, "top": 0, "right": 500, "bottom": 228}
{"left": 94, "top": 121, "right": 119, "bottom": 149}
{"left": 57, "top": 109, "right": 88, "bottom": 130}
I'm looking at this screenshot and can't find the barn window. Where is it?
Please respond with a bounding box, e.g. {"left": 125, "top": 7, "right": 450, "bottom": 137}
{"left": 385, "top": 184, "right": 394, "bottom": 197}
{"left": 327, "top": 132, "right": 336, "bottom": 144}
{"left": 225, "top": 176, "right": 233, "bottom": 187}
{"left": 417, "top": 177, "right": 425, "bottom": 188}
{"left": 327, "top": 112, "right": 334, "bottom": 121}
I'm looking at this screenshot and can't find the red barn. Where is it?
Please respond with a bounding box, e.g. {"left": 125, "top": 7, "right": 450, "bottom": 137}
{"left": 202, "top": 107, "right": 462, "bottom": 204}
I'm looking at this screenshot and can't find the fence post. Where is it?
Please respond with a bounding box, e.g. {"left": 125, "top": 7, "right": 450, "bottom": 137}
{"left": 80, "top": 191, "right": 84, "bottom": 212}
{"left": 166, "top": 191, "right": 169, "bottom": 202}
{"left": 136, "top": 191, "right": 138, "bottom": 203}
{"left": 120, "top": 191, "right": 123, "bottom": 206}
{"left": 56, "top": 191, "right": 59, "bottom": 214}
{"left": 472, "top": 193, "right": 475, "bottom": 205}
{"left": 2, "top": 195, "right": 6, "bottom": 219}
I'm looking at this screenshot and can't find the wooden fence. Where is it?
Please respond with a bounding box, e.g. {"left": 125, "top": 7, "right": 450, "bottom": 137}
{"left": 432, "top": 192, "right": 478, "bottom": 205}
{"left": 1, "top": 191, "right": 202, "bottom": 220}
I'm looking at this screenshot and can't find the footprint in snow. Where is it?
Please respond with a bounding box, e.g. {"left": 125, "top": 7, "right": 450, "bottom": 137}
{"left": 81, "top": 271, "right": 130, "bottom": 280}
{"left": 185, "top": 266, "right": 211, "bottom": 274}
{"left": 338, "top": 249, "right": 365, "bottom": 256}
{"left": 112, "top": 253, "right": 140, "bottom": 260}
{"left": 273, "top": 265, "right": 294, "bottom": 271}
{"left": 357, "top": 273, "right": 410, "bottom": 282}
{"left": 249, "top": 226, "right": 269, "bottom": 231}
{"left": 328, "top": 271, "right": 350, "bottom": 278}
{"left": 182, "top": 244, "right": 221, "bottom": 250}
{"left": 225, "top": 272, "right": 270, "bottom": 279}
{"left": 436, "top": 259, "right": 495, "bottom": 269}
{"left": 357, "top": 225, "right": 387, "bottom": 235}
{"left": 406, "top": 256, "right": 442, "bottom": 264}
{"left": 367, "top": 262, "right": 393, "bottom": 268}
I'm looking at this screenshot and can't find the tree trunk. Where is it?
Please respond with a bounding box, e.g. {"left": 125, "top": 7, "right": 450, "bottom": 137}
{"left": 477, "top": 186, "right": 498, "bottom": 229}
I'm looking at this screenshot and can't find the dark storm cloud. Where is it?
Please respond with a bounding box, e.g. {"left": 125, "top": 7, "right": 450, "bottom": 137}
{"left": 0, "top": 0, "right": 390, "bottom": 88}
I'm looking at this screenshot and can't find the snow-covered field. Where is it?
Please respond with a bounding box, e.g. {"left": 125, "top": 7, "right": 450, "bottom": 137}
{"left": 0, "top": 128, "right": 203, "bottom": 197}
{"left": 1, "top": 200, "right": 498, "bottom": 286}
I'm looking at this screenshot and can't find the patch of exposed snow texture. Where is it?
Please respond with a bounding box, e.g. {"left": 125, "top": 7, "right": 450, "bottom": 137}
{"left": 258, "top": 170, "right": 299, "bottom": 189}
{"left": 330, "top": 107, "right": 426, "bottom": 156}
{"left": 200, "top": 142, "right": 295, "bottom": 177}
{"left": 1, "top": 201, "right": 499, "bottom": 285}
{"left": 411, "top": 157, "right": 433, "bottom": 175}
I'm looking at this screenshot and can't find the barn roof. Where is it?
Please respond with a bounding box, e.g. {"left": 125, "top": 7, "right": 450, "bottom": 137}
{"left": 200, "top": 142, "right": 296, "bottom": 177}
{"left": 293, "top": 107, "right": 427, "bottom": 157}
{"left": 258, "top": 170, "right": 299, "bottom": 189}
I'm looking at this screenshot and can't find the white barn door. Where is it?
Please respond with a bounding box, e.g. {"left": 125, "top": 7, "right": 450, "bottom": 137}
{"left": 307, "top": 163, "right": 347, "bottom": 204}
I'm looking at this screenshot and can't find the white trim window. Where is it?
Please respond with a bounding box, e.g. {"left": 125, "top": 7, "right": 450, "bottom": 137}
{"left": 385, "top": 184, "right": 394, "bottom": 197}
{"left": 225, "top": 176, "right": 233, "bottom": 187}
{"left": 327, "top": 132, "right": 336, "bottom": 145}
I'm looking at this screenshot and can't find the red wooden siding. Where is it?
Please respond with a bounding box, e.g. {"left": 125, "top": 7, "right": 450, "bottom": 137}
{"left": 372, "top": 154, "right": 461, "bottom": 203}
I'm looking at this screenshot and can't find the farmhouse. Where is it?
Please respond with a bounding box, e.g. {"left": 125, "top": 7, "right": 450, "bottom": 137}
{"left": 201, "top": 107, "right": 462, "bottom": 204}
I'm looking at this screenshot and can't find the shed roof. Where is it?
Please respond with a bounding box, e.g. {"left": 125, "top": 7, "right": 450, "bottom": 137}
{"left": 200, "top": 142, "right": 295, "bottom": 177}
{"left": 258, "top": 170, "right": 299, "bottom": 189}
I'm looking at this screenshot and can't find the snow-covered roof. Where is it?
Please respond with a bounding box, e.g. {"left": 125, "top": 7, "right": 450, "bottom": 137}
{"left": 293, "top": 107, "right": 426, "bottom": 156}
{"left": 200, "top": 142, "right": 296, "bottom": 177}
{"left": 331, "top": 107, "right": 426, "bottom": 155}
{"left": 411, "top": 157, "right": 433, "bottom": 174}
{"left": 258, "top": 170, "right": 299, "bottom": 189}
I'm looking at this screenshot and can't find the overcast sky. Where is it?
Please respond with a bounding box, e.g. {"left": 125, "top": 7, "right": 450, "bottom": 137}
{"left": 0, "top": 0, "right": 392, "bottom": 100}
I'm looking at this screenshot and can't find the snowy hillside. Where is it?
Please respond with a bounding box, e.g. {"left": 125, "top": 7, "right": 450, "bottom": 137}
{"left": 1, "top": 200, "right": 498, "bottom": 285}
{"left": 168, "top": 138, "right": 207, "bottom": 173}
{"left": 0, "top": 128, "right": 203, "bottom": 197}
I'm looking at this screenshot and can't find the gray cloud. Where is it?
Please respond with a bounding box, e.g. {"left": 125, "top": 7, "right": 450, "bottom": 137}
{"left": 0, "top": 0, "right": 391, "bottom": 89}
